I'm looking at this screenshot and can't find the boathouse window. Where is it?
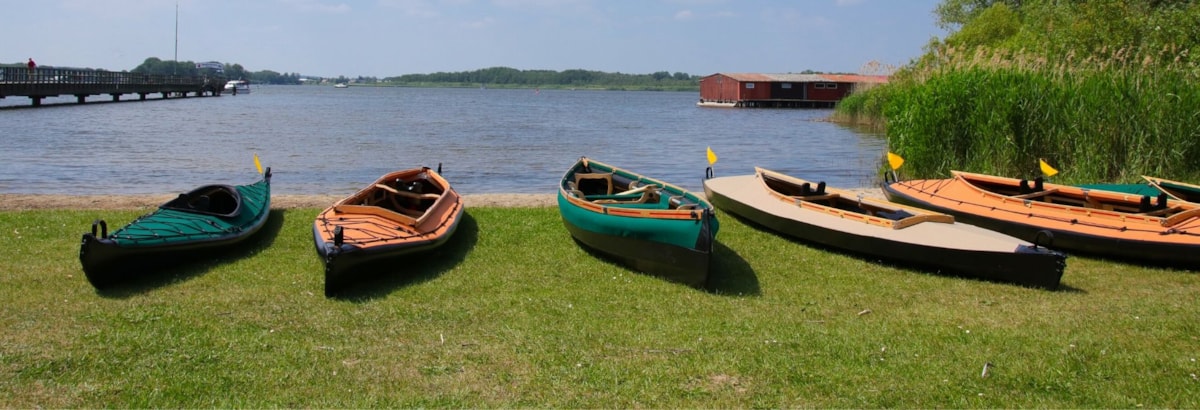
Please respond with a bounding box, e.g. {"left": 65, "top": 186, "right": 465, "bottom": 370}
{"left": 745, "top": 83, "right": 755, "bottom": 89}
{"left": 814, "top": 83, "right": 839, "bottom": 89}
{"left": 781, "top": 83, "right": 792, "bottom": 89}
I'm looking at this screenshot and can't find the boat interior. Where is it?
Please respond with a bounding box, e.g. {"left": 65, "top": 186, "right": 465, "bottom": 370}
{"left": 566, "top": 170, "right": 703, "bottom": 210}
{"left": 360, "top": 176, "right": 444, "bottom": 219}
{"left": 161, "top": 185, "right": 242, "bottom": 217}
{"left": 1151, "top": 180, "right": 1200, "bottom": 202}
{"left": 762, "top": 173, "right": 953, "bottom": 227}
{"left": 966, "top": 175, "right": 1175, "bottom": 215}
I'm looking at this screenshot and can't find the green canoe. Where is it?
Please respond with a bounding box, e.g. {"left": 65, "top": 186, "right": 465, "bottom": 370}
{"left": 79, "top": 169, "right": 273, "bottom": 288}
{"left": 557, "top": 157, "right": 718, "bottom": 288}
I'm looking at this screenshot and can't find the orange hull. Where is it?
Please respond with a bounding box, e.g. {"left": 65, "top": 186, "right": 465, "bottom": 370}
{"left": 313, "top": 167, "right": 464, "bottom": 295}
{"left": 883, "top": 171, "right": 1200, "bottom": 268}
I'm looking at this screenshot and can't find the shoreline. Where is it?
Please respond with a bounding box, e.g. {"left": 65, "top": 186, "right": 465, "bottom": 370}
{"left": 0, "top": 188, "right": 883, "bottom": 211}
{"left": 0, "top": 193, "right": 560, "bottom": 211}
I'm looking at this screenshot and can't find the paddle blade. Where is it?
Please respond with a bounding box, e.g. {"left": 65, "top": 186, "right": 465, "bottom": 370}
{"left": 706, "top": 146, "right": 718, "bottom": 165}
{"left": 254, "top": 153, "right": 263, "bottom": 175}
{"left": 887, "top": 152, "right": 904, "bottom": 170}
{"left": 1040, "top": 158, "right": 1058, "bottom": 177}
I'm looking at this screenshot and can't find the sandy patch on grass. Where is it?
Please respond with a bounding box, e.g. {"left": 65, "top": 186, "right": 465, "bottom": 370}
{"left": 0, "top": 193, "right": 559, "bottom": 211}
{"left": 0, "top": 188, "right": 882, "bottom": 211}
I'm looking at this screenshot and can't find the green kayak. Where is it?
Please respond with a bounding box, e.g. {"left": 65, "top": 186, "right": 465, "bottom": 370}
{"left": 1076, "top": 175, "right": 1200, "bottom": 209}
{"left": 1143, "top": 176, "right": 1200, "bottom": 203}
{"left": 79, "top": 169, "right": 273, "bottom": 288}
{"left": 558, "top": 157, "right": 718, "bottom": 288}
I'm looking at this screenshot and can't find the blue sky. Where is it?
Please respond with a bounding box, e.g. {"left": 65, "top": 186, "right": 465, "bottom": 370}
{"left": 5, "top": 0, "right": 946, "bottom": 78}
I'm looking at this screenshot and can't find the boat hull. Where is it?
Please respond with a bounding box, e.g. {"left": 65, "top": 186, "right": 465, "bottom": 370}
{"left": 557, "top": 158, "right": 717, "bottom": 288}
{"left": 313, "top": 215, "right": 461, "bottom": 294}
{"left": 707, "top": 173, "right": 1065, "bottom": 289}
{"left": 223, "top": 80, "right": 250, "bottom": 94}
{"left": 558, "top": 193, "right": 712, "bottom": 287}
{"left": 883, "top": 175, "right": 1200, "bottom": 268}
{"left": 79, "top": 170, "right": 273, "bottom": 288}
{"left": 313, "top": 167, "right": 464, "bottom": 296}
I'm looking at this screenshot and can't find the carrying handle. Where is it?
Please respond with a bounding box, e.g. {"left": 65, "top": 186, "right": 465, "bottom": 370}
{"left": 90, "top": 220, "right": 108, "bottom": 239}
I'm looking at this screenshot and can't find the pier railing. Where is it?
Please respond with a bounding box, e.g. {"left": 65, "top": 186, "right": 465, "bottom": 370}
{"left": 0, "top": 66, "right": 225, "bottom": 106}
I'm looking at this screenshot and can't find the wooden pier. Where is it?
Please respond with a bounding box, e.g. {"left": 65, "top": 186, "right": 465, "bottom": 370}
{"left": 0, "top": 66, "right": 224, "bottom": 107}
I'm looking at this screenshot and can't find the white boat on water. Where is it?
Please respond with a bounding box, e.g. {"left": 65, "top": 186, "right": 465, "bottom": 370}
{"left": 224, "top": 80, "right": 250, "bottom": 94}
{"left": 334, "top": 83, "right": 348, "bottom": 88}
{"left": 696, "top": 99, "right": 737, "bottom": 108}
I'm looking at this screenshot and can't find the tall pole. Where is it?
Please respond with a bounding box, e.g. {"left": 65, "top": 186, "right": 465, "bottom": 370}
{"left": 173, "top": 1, "right": 179, "bottom": 75}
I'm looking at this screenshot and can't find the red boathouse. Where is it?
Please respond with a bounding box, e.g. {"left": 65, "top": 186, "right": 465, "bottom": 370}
{"left": 697, "top": 73, "right": 888, "bottom": 108}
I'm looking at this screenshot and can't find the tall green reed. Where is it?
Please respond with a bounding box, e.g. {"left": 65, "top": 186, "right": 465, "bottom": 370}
{"left": 838, "top": 46, "right": 1200, "bottom": 184}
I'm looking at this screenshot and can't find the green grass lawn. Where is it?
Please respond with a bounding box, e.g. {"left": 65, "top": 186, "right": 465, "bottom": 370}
{"left": 2, "top": 206, "right": 1198, "bottom": 407}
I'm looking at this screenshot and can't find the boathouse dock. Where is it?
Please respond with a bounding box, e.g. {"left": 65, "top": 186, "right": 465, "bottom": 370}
{"left": 0, "top": 66, "right": 224, "bottom": 107}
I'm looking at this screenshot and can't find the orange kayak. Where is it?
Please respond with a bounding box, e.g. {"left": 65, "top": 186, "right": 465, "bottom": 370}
{"left": 313, "top": 166, "right": 464, "bottom": 295}
{"left": 883, "top": 171, "right": 1200, "bottom": 268}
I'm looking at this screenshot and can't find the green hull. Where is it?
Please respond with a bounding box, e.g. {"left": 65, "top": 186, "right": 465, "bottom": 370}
{"left": 79, "top": 170, "right": 273, "bottom": 288}
{"left": 557, "top": 158, "right": 718, "bottom": 287}
{"left": 557, "top": 192, "right": 713, "bottom": 251}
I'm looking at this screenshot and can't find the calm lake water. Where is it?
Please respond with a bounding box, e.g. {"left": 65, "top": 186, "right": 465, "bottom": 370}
{"left": 0, "top": 86, "right": 886, "bottom": 196}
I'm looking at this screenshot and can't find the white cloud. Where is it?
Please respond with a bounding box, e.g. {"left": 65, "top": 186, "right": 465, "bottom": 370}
{"left": 674, "top": 10, "right": 694, "bottom": 20}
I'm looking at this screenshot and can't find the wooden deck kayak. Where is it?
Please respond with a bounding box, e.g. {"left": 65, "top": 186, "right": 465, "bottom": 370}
{"left": 313, "top": 166, "right": 464, "bottom": 296}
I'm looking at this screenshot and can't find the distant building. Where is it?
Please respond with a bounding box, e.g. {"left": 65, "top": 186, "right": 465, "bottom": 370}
{"left": 195, "top": 61, "right": 225, "bottom": 74}
{"left": 697, "top": 73, "right": 888, "bottom": 108}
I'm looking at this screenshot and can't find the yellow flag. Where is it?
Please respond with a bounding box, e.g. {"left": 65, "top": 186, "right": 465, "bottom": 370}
{"left": 1039, "top": 159, "right": 1058, "bottom": 177}
{"left": 706, "top": 146, "right": 718, "bottom": 165}
{"left": 254, "top": 153, "right": 263, "bottom": 175}
{"left": 887, "top": 152, "right": 905, "bottom": 170}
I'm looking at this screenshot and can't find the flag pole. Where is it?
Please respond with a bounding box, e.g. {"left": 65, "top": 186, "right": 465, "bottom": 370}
{"left": 173, "top": 1, "right": 179, "bottom": 75}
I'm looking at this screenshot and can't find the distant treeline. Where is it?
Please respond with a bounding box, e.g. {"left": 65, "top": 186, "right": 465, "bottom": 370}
{"left": 382, "top": 67, "right": 700, "bottom": 90}
{"left": 23, "top": 57, "right": 704, "bottom": 90}
{"left": 130, "top": 58, "right": 304, "bottom": 85}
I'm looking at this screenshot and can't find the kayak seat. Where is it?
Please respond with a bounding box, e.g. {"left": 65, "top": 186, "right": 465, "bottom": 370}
{"left": 192, "top": 195, "right": 211, "bottom": 212}
{"left": 588, "top": 191, "right": 672, "bottom": 209}
{"left": 160, "top": 184, "right": 242, "bottom": 217}
{"left": 207, "top": 190, "right": 240, "bottom": 214}
{"left": 575, "top": 173, "right": 614, "bottom": 195}
{"left": 1019, "top": 178, "right": 1045, "bottom": 195}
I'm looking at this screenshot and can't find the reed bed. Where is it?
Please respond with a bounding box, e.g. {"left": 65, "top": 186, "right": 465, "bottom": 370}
{"left": 837, "top": 46, "right": 1200, "bottom": 184}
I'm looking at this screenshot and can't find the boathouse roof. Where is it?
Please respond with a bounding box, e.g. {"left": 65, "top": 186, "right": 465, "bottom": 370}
{"left": 708, "top": 73, "right": 888, "bottom": 84}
